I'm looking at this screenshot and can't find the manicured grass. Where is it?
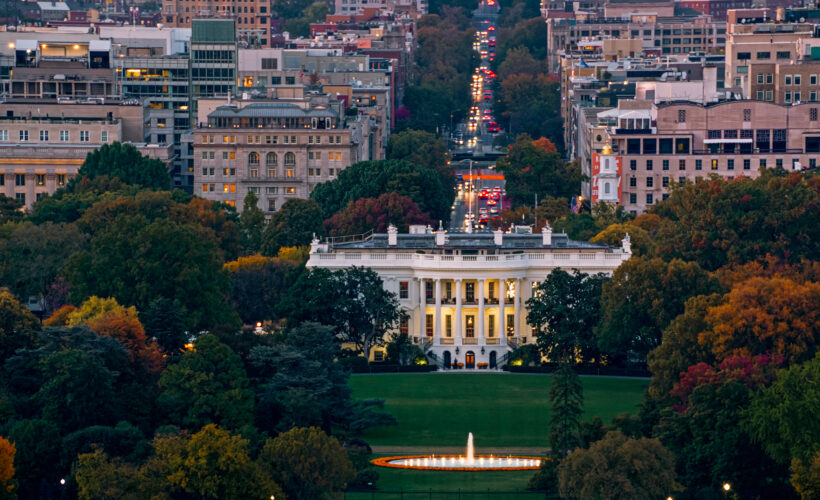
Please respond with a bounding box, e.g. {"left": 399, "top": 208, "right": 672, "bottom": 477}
{"left": 346, "top": 466, "right": 536, "bottom": 499}
{"left": 350, "top": 373, "right": 647, "bottom": 448}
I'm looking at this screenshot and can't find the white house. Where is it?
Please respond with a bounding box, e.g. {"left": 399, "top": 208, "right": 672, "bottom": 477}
{"left": 307, "top": 224, "right": 631, "bottom": 368}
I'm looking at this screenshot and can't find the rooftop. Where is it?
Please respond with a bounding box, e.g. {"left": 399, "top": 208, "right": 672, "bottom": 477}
{"left": 328, "top": 231, "right": 614, "bottom": 251}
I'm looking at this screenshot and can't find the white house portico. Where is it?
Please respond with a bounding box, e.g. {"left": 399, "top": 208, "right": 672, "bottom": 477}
{"left": 306, "top": 224, "right": 631, "bottom": 368}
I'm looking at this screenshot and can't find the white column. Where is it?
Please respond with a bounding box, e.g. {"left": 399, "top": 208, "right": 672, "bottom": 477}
{"left": 498, "top": 277, "right": 506, "bottom": 345}
{"left": 418, "top": 278, "right": 426, "bottom": 340}
{"left": 434, "top": 278, "right": 442, "bottom": 344}
{"left": 514, "top": 278, "right": 521, "bottom": 340}
{"left": 478, "top": 279, "right": 485, "bottom": 344}
{"left": 455, "top": 278, "right": 462, "bottom": 345}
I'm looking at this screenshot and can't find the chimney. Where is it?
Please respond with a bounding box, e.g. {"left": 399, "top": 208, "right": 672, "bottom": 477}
{"left": 435, "top": 220, "right": 445, "bottom": 246}
{"left": 493, "top": 228, "right": 503, "bottom": 246}
{"left": 387, "top": 223, "right": 398, "bottom": 246}
{"left": 541, "top": 223, "right": 552, "bottom": 246}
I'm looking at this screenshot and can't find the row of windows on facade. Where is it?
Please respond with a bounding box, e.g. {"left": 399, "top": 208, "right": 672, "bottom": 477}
{"left": 396, "top": 280, "right": 528, "bottom": 302}
{"left": 202, "top": 183, "right": 298, "bottom": 195}
{"left": 0, "top": 173, "right": 66, "bottom": 186}
{"left": 737, "top": 51, "right": 792, "bottom": 61}
{"left": 201, "top": 165, "right": 339, "bottom": 177}
{"left": 0, "top": 130, "right": 107, "bottom": 143}
{"left": 4, "top": 192, "right": 47, "bottom": 205}
{"left": 200, "top": 135, "right": 344, "bottom": 145}
{"left": 675, "top": 108, "right": 754, "bottom": 124}
{"left": 623, "top": 131, "right": 801, "bottom": 156}
{"left": 571, "top": 27, "right": 726, "bottom": 37}
{"left": 200, "top": 151, "right": 344, "bottom": 163}
{"left": 166, "top": 4, "right": 267, "bottom": 14}
{"left": 409, "top": 314, "right": 526, "bottom": 338}
{"left": 626, "top": 157, "right": 802, "bottom": 171}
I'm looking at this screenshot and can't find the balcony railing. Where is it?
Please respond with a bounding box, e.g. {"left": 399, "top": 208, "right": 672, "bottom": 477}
{"left": 310, "top": 251, "right": 628, "bottom": 269}
{"left": 463, "top": 337, "right": 478, "bottom": 345}
{"left": 486, "top": 338, "right": 500, "bottom": 345}
{"left": 441, "top": 338, "right": 454, "bottom": 345}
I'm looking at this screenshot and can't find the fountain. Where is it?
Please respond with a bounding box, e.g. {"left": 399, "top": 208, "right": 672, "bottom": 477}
{"left": 371, "top": 433, "right": 543, "bottom": 471}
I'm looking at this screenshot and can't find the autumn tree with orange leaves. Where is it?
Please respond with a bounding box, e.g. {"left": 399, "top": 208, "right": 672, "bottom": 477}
{"left": 698, "top": 276, "right": 820, "bottom": 365}
{"left": 0, "top": 436, "right": 15, "bottom": 499}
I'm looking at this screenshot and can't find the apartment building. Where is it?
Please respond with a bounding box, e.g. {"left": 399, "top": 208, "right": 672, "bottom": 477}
{"left": 161, "top": 0, "right": 270, "bottom": 46}
{"left": 588, "top": 99, "right": 820, "bottom": 213}
{"left": 192, "top": 98, "right": 374, "bottom": 213}
{"left": 0, "top": 114, "right": 172, "bottom": 209}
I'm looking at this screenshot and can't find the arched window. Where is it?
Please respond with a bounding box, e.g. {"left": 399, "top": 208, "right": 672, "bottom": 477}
{"left": 266, "top": 152, "right": 277, "bottom": 165}
{"left": 284, "top": 152, "right": 296, "bottom": 165}
{"left": 248, "top": 152, "right": 259, "bottom": 164}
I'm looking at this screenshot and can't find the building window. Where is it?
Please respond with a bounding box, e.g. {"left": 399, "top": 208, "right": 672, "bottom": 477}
{"left": 399, "top": 281, "right": 408, "bottom": 299}
{"left": 39, "top": 130, "right": 49, "bottom": 141}
{"left": 743, "top": 109, "right": 751, "bottom": 122}
{"left": 743, "top": 159, "right": 751, "bottom": 170}
{"left": 766, "top": 91, "right": 773, "bottom": 101}
{"left": 15, "top": 174, "right": 25, "bottom": 186}
{"left": 56, "top": 174, "right": 65, "bottom": 186}
{"left": 646, "top": 160, "right": 653, "bottom": 170}
{"left": 629, "top": 193, "right": 637, "bottom": 204}
{"left": 727, "top": 159, "right": 734, "bottom": 170}
{"left": 678, "top": 109, "right": 686, "bottom": 123}
{"left": 629, "top": 159, "right": 636, "bottom": 170}
{"left": 488, "top": 281, "right": 495, "bottom": 300}
{"left": 796, "top": 76, "right": 802, "bottom": 85}
{"left": 19, "top": 130, "right": 28, "bottom": 142}
{"left": 0, "top": 130, "right": 7, "bottom": 141}
{"left": 15, "top": 193, "right": 25, "bottom": 205}
{"left": 506, "top": 314, "right": 514, "bottom": 336}
{"left": 101, "top": 131, "right": 108, "bottom": 143}
{"left": 248, "top": 152, "right": 259, "bottom": 165}
{"left": 445, "top": 315, "right": 452, "bottom": 337}
{"left": 285, "top": 187, "right": 296, "bottom": 194}
{"left": 679, "top": 159, "right": 686, "bottom": 170}
{"left": 757, "top": 74, "right": 764, "bottom": 84}
{"left": 399, "top": 316, "right": 409, "bottom": 336}
{"left": 646, "top": 193, "right": 654, "bottom": 205}
{"left": 760, "top": 159, "right": 767, "bottom": 168}
{"left": 426, "top": 314, "right": 434, "bottom": 336}
{"left": 662, "top": 160, "right": 669, "bottom": 170}
{"left": 711, "top": 159, "right": 718, "bottom": 170}
{"left": 646, "top": 177, "right": 653, "bottom": 187}
{"left": 695, "top": 159, "right": 702, "bottom": 170}
{"left": 80, "top": 131, "right": 90, "bottom": 142}
{"left": 488, "top": 315, "right": 495, "bottom": 337}
{"left": 268, "top": 199, "right": 276, "bottom": 211}
{"left": 286, "top": 169, "right": 294, "bottom": 177}
{"left": 629, "top": 177, "right": 636, "bottom": 187}
{"left": 785, "top": 75, "right": 793, "bottom": 86}
{"left": 284, "top": 152, "right": 295, "bottom": 165}
{"left": 662, "top": 176, "right": 669, "bottom": 187}
{"left": 786, "top": 92, "right": 793, "bottom": 103}
{"left": 36, "top": 174, "right": 45, "bottom": 185}
{"left": 465, "top": 315, "right": 475, "bottom": 338}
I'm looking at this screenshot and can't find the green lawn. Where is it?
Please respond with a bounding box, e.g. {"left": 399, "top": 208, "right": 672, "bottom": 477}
{"left": 350, "top": 373, "right": 647, "bottom": 448}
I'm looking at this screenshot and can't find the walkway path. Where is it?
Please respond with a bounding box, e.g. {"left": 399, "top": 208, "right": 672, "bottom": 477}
{"left": 371, "top": 446, "right": 549, "bottom": 455}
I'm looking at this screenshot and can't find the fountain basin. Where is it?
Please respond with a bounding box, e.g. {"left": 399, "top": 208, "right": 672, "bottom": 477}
{"left": 371, "top": 455, "right": 542, "bottom": 471}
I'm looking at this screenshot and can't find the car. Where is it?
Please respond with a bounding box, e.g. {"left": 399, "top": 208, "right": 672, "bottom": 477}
{"left": 489, "top": 208, "right": 499, "bottom": 214}
{"left": 487, "top": 199, "right": 497, "bottom": 206}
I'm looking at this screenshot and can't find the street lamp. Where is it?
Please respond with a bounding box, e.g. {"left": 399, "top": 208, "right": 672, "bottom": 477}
{"left": 723, "top": 483, "right": 731, "bottom": 492}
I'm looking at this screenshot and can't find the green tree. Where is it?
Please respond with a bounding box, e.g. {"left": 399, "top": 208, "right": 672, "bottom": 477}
{"left": 527, "top": 269, "right": 607, "bottom": 364}
{"left": 549, "top": 362, "right": 584, "bottom": 458}
{"left": 597, "top": 257, "right": 721, "bottom": 363}
{"left": 495, "top": 76, "right": 563, "bottom": 148}
{"left": 744, "top": 354, "right": 820, "bottom": 492}
{"left": 7, "top": 419, "right": 60, "bottom": 496}
{"left": 64, "top": 214, "right": 235, "bottom": 330}
{"left": 280, "top": 267, "right": 402, "bottom": 359}
{"left": 495, "top": 134, "right": 582, "bottom": 208}
{"left": 261, "top": 199, "right": 324, "bottom": 256}
{"left": 239, "top": 190, "right": 265, "bottom": 255}
{"left": 558, "top": 431, "right": 681, "bottom": 500}
{"left": 386, "top": 129, "right": 450, "bottom": 182}
{"left": 590, "top": 223, "right": 653, "bottom": 257}
{"left": 158, "top": 334, "right": 254, "bottom": 430}
{"left": 224, "top": 255, "right": 297, "bottom": 324}
{"left": 141, "top": 297, "right": 189, "bottom": 355}
{"left": 68, "top": 142, "right": 170, "bottom": 191}
{"left": 310, "top": 159, "right": 453, "bottom": 223}
{"left": 0, "top": 195, "right": 22, "bottom": 225}
{"left": 0, "top": 288, "right": 40, "bottom": 366}
{"left": 75, "top": 448, "right": 145, "bottom": 500}
{"left": 497, "top": 46, "right": 544, "bottom": 79}
{"left": 258, "top": 426, "right": 355, "bottom": 500}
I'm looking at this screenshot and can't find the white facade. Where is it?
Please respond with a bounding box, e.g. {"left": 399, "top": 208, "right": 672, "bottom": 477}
{"left": 307, "top": 225, "right": 631, "bottom": 368}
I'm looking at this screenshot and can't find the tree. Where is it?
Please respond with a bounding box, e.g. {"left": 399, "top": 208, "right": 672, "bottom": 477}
{"left": 85, "top": 308, "right": 164, "bottom": 373}
{"left": 67, "top": 142, "right": 170, "bottom": 191}
{"left": 744, "top": 354, "right": 820, "bottom": 494}
{"left": 75, "top": 448, "right": 145, "bottom": 500}
{"left": 224, "top": 255, "right": 297, "bottom": 324}
{"left": 261, "top": 199, "right": 324, "bottom": 256}
{"left": 385, "top": 332, "right": 423, "bottom": 366}
{"left": 497, "top": 46, "right": 544, "bottom": 79}
{"left": 386, "top": 129, "right": 449, "bottom": 175}
{"left": 558, "top": 431, "right": 681, "bottom": 500}
{"left": 646, "top": 294, "right": 722, "bottom": 402}
{"left": 7, "top": 419, "right": 60, "bottom": 497}
{"left": 496, "top": 76, "right": 563, "bottom": 147}
{"left": 651, "top": 171, "right": 820, "bottom": 271}
{"left": 0, "top": 195, "right": 22, "bottom": 225}
{"left": 158, "top": 334, "right": 254, "bottom": 430}
{"left": 527, "top": 269, "right": 607, "bottom": 364}
{"left": 141, "top": 297, "right": 189, "bottom": 355}
{"left": 280, "top": 267, "right": 402, "bottom": 359}
{"left": 792, "top": 453, "right": 820, "bottom": 500}
{"left": 239, "top": 190, "right": 265, "bottom": 255}
{"left": 310, "top": 160, "right": 453, "bottom": 224}
{"left": 0, "top": 436, "right": 15, "bottom": 500}
{"left": 258, "top": 426, "right": 356, "bottom": 500}
{"left": 495, "top": 134, "right": 582, "bottom": 208}
{"left": 699, "top": 276, "right": 820, "bottom": 364}
{"left": 549, "top": 362, "right": 584, "bottom": 458}
{"left": 64, "top": 214, "right": 236, "bottom": 330}
{"left": 597, "top": 257, "right": 721, "bottom": 363}
{"left": 591, "top": 223, "right": 653, "bottom": 257}
{"left": 249, "top": 323, "right": 395, "bottom": 434}
{"left": 323, "top": 192, "right": 434, "bottom": 236}
{"left": 0, "top": 288, "right": 40, "bottom": 366}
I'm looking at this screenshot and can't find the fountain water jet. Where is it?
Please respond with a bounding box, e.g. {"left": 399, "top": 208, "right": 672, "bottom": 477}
{"left": 372, "top": 433, "right": 544, "bottom": 471}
